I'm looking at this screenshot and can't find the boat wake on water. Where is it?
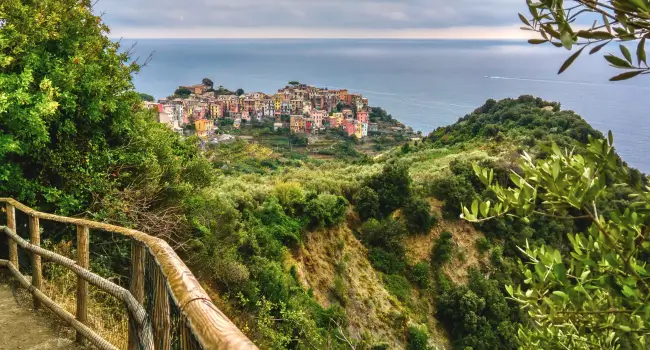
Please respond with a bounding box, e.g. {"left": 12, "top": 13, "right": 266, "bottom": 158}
{"left": 485, "top": 76, "right": 650, "bottom": 90}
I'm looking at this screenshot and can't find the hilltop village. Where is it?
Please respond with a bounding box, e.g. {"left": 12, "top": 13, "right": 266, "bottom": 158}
{"left": 143, "top": 80, "right": 412, "bottom": 143}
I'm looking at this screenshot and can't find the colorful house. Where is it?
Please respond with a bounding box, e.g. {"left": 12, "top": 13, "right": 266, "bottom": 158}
{"left": 357, "top": 111, "right": 369, "bottom": 123}
{"left": 343, "top": 120, "right": 356, "bottom": 137}
{"left": 354, "top": 121, "right": 364, "bottom": 139}
{"left": 290, "top": 115, "right": 305, "bottom": 133}
{"left": 309, "top": 109, "right": 327, "bottom": 129}
{"left": 195, "top": 118, "right": 214, "bottom": 139}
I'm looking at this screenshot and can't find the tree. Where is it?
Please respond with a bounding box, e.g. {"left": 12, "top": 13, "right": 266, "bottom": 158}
{"left": 236, "top": 88, "right": 245, "bottom": 96}
{"left": 353, "top": 186, "right": 380, "bottom": 220}
{"left": 202, "top": 77, "right": 214, "bottom": 89}
{"left": 305, "top": 193, "right": 348, "bottom": 227}
{"left": 138, "top": 93, "right": 155, "bottom": 102}
{"left": 462, "top": 134, "right": 650, "bottom": 349}
{"left": 366, "top": 162, "right": 412, "bottom": 216}
{"left": 520, "top": 0, "right": 650, "bottom": 80}
{"left": 0, "top": 0, "right": 164, "bottom": 213}
{"left": 402, "top": 196, "right": 435, "bottom": 234}
{"left": 174, "top": 87, "right": 192, "bottom": 98}
{"left": 288, "top": 81, "right": 300, "bottom": 86}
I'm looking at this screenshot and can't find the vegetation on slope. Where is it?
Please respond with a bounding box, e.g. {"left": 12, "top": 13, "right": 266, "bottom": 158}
{"left": 2, "top": 1, "right": 648, "bottom": 349}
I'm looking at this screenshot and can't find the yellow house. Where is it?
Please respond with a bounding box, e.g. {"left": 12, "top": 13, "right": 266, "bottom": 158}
{"left": 273, "top": 95, "right": 282, "bottom": 111}
{"left": 354, "top": 121, "right": 364, "bottom": 139}
{"left": 195, "top": 119, "right": 213, "bottom": 139}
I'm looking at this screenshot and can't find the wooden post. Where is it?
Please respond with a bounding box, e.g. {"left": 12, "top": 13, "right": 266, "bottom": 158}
{"left": 153, "top": 266, "right": 171, "bottom": 350}
{"left": 6, "top": 203, "right": 17, "bottom": 268}
{"left": 76, "top": 225, "right": 89, "bottom": 344}
{"left": 128, "top": 241, "right": 145, "bottom": 350}
{"left": 29, "top": 215, "right": 42, "bottom": 310}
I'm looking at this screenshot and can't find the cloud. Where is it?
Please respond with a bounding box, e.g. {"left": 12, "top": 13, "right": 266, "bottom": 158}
{"left": 96, "top": 0, "right": 532, "bottom": 38}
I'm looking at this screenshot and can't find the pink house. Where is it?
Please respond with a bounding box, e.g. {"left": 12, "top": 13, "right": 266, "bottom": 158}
{"left": 309, "top": 109, "right": 327, "bottom": 129}
{"left": 343, "top": 120, "right": 356, "bottom": 137}
{"left": 357, "top": 111, "right": 369, "bottom": 123}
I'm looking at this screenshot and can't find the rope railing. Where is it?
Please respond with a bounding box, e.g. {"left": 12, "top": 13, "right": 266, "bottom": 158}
{"left": 0, "top": 198, "right": 257, "bottom": 350}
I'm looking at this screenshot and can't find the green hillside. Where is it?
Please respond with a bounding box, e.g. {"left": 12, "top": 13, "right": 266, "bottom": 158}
{"left": 2, "top": 2, "right": 649, "bottom": 349}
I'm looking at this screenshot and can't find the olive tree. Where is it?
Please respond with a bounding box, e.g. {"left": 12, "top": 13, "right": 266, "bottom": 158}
{"left": 521, "top": 0, "right": 650, "bottom": 80}
{"left": 462, "top": 133, "right": 650, "bottom": 349}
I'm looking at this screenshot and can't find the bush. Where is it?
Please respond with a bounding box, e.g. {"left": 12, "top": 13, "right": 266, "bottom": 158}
{"left": 368, "top": 247, "right": 407, "bottom": 275}
{"left": 476, "top": 237, "right": 492, "bottom": 254}
{"left": 273, "top": 182, "right": 306, "bottom": 216}
{"left": 257, "top": 197, "right": 303, "bottom": 247}
{"left": 382, "top": 274, "right": 411, "bottom": 302}
{"left": 332, "top": 275, "right": 348, "bottom": 305}
{"left": 360, "top": 218, "right": 407, "bottom": 252}
{"left": 408, "top": 262, "right": 430, "bottom": 289}
{"left": 431, "top": 231, "right": 454, "bottom": 267}
{"left": 354, "top": 186, "right": 380, "bottom": 220}
{"left": 430, "top": 175, "right": 476, "bottom": 219}
{"left": 305, "top": 193, "right": 348, "bottom": 227}
{"left": 406, "top": 324, "right": 430, "bottom": 350}
{"left": 366, "top": 162, "right": 412, "bottom": 216}
{"left": 435, "top": 270, "right": 519, "bottom": 350}
{"left": 402, "top": 197, "right": 435, "bottom": 234}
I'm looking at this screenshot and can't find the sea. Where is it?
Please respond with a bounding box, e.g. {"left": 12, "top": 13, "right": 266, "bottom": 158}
{"left": 123, "top": 39, "right": 650, "bottom": 172}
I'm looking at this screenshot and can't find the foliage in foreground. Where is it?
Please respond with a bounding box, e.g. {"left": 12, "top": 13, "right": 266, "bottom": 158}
{"left": 462, "top": 134, "right": 650, "bottom": 349}
{"left": 520, "top": 0, "right": 650, "bottom": 81}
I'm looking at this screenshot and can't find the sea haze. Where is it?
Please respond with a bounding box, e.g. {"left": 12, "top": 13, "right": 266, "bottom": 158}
{"left": 123, "top": 39, "right": 650, "bottom": 172}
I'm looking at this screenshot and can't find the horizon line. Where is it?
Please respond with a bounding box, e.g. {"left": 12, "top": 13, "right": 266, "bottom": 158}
{"left": 107, "top": 25, "right": 537, "bottom": 40}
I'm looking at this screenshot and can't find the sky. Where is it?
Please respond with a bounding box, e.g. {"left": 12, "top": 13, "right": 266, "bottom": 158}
{"left": 97, "top": 0, "right": 536, "bottom": 39}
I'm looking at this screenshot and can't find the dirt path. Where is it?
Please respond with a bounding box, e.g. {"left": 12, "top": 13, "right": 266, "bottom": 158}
{"left": 0, "top": 283, "right": 80, "bottom": 350}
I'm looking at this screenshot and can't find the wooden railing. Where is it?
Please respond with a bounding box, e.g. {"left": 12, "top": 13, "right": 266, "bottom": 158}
{"left": 0, "top": 198, "right": 257, "bottom": 350}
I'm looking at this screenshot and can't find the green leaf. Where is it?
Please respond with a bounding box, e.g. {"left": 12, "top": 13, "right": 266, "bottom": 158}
{"left": 589, "top": 41, "right": 609, "bottom": 55}
{"left": 519, "top": 13, "right": 531, "bottom": 27}
{"left": 560, "top": 31, "right": 573, "bottom": 50}
{"left": 552, "top": 161, "right": 560, "bottom": 180}
{"left": 622, "top": 285, "right": 636, "bottom": 298}
{"left": 577, "top": 30, "right": 614, "bottom": 40}
{"left": 620, "top": 45, "right": 633, "bottom": 64}
{"left": 551, "top": 142, "right": 561, "bottom": 156}
{"left": 610, "top": 70, "right": 643, "bottom": 81}
{"left": 605, "top": 54, "right": 634, "bottom": 68}
{"left": 629, "top": 0, "right": 649, "bottom": 11}
{"left": 471, "top": 199, "right": 479, "bottom": 216}
{"left": 552, "top": 291, "right": 568, "bottom": 300}
{"left": 637, "top": 37, "right": 646, "bottom": 65}
{"left": 558, "top": 47, "right": 585, "bottom": 74}
{"left": 603, "top": 14, "right": 611, "bottom": 33}
{"left": 608, "top": 130, "right": 614, "bottom": 146}
{"left": 480, "top": 201, "right": 490, "bottom": 217}
{"left": 528, "top": 39, "right": 547, "bottom": 45}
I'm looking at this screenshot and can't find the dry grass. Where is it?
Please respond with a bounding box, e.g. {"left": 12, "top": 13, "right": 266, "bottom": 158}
{"left": 38, "top": 241, "right": 129, "bottom": 350}
{"left": 403, "top": 199, "right": 488, "bottom": 285}
{"left": 292, "top": 225, "right": 409, "bottom": 348}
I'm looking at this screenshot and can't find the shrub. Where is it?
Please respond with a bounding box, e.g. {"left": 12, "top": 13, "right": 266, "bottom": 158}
{"left": 408, "top": 262, "right": 430, "bottom": 289}
{"left": 368, "top": 247, "right": 406, "bottom": 274}
{"left": 354, "top": 186, "right": 380, "bottom": 220}
{"left": 402, "top": 196, "right": 435, "bottom": 234}
{"left": 360, "top": 218, "right": 407, "bottom": 252}
{"left": 305, "top": 193, "right": 348, "bottom": 227}
{"left": 273, "top": 182, "right": 306, "bottom": 216}
{"left": 333, "top": 275, "right": 348, "bottom": 305}
{"left": 366, "top": 162, "right": 412, "bottom": 216}
{"left": 382, "top": 274, "right": 411, "bottom": 302}
{"left": 406, "top": 324, "right": 430, "bottom": 350}
{"left": 430, "top": 175, "right": 476, "bottom": 219}
{"left": 431, "top": 231, "right": 454, "bottom": 267}
{"left": 476, "top": 237, "right": 492, "bottom": 254}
